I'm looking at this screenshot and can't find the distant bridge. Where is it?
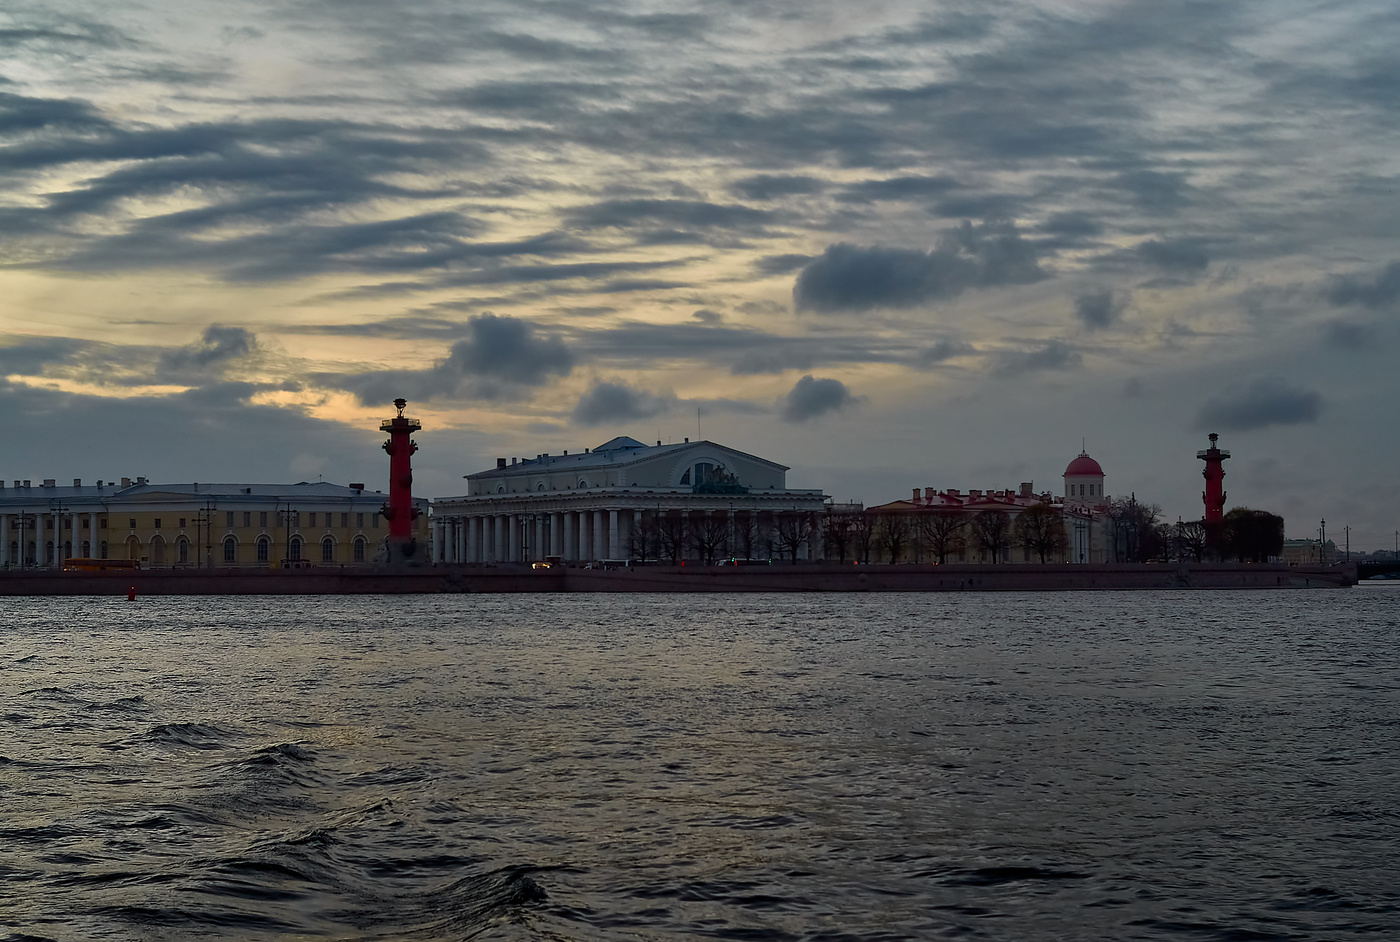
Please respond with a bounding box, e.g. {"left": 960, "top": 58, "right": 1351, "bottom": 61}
{"left": 1358, "top": 560, "right": 1400, "bottom": 580}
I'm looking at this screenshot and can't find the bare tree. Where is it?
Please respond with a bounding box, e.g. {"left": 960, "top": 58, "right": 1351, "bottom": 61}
{"left": 657, "top": 513, "right": 689, "bottom": 563}
{"left": 1177, "top": 519, "right": 1209, "bottom": 562}
{"left": 970, "top": 509, "right": 1012, "bottom": 563}
{"left": 689, "top": 512, "right": 730, "bottom": 565}
{"left": 626, "top": 512, "right": 660, "bottom": 562}
{"left": 917, "top": 509, "right": 966, "bottom": 565}
{"left": 1106, "top": 496, "right": 1162, "bottom": 562}
{"left": 1014, "top": 503, "right": 1067, "bottom": 563}
{"left": 724, "top": 512, "right": 757, "bottom": 560}
{"left": 849, "top": 512, "right": 877, "bottom": 564}
{"left": 822, "top": 511, "right": 856, "bottom": 563}
{"left": 773, "top": 512, "right": 813, "bottom": 564}
{"left": 875, "top": 513, "right": 912, "bottom": 563}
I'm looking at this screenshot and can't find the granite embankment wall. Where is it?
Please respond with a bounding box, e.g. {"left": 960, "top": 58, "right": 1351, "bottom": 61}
{"left": 0, "top": 562, "right": 1356, "bottom": 595}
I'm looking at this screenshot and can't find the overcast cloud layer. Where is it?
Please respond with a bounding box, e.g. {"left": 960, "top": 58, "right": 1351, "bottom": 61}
{"left": 2, "top": 0, "right": 1398, "bottom": 545}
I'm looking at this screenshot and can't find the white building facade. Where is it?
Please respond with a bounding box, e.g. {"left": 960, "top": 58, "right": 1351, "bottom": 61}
{"left": 431, "top": 436, "right": 829, "bottom": 564}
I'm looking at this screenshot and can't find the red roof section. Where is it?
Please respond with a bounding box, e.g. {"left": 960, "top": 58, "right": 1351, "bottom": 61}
{"left": 1063, "top": 453, "right": 1104, "bottom": 477}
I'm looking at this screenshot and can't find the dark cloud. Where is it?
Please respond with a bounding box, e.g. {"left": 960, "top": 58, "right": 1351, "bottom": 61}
{"left": 916, "top": 339, "right": 976, "bottom": 366}
{"left": 753, "top": 253, "right": 812, "bottom": 276}
{"left": 1074, "top": 289, "right": 1129, "bottom": 329}
{"left": 0, "top": 91, "right": 108, "bottom": 134}
{"left": 1320, "top": 320, "right": 1375, "bottom": 350}
{"left": 793, "top": 220, "right": 1045, "bottom": 313}
{"left": 572, "top": 380, "right": 674, "bottom": 427}
{"left": 1115, "top": 170, "right": 1191, "bottom": 215}
{"left": 835, "top": 175, "right": 960, "bottom": 202}
{"left": 995, "top": 340, "right": 1081, "bottom": 374}
{"left": 157, "top": 326, "right": 256, "bottom": 373}
{"left": 1136, "top": 238, "right": 1210, "bottom": 273}
{"left": 780, "top": 375, "right": 855, "bottom": 422}
{"left": 730, "top": 174, "right": 826, "bottom": 200}
{"left": 331, "top": 314, "right": 574, "bottom": 405}
{"left": 1038, "top": 212, "right": 1103, "bottom": 239}
{"left": 1196, "top": 378, "right": 1323, "bottom": 431}
{"left": 1326, "top": 261, "right": 1400, "bottom": 308}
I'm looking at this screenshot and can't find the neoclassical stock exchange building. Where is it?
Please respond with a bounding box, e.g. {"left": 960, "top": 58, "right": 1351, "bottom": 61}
{"left": 431, "top": 436, "right": 829, "bottom": 564}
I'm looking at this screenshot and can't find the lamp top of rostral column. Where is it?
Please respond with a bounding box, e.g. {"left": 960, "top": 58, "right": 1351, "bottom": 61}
{"left": 379, "top": 397, "right": 422, "bottom": 432}
{"left": 1196, "top": 431, "right": 1230, "bottom": 461}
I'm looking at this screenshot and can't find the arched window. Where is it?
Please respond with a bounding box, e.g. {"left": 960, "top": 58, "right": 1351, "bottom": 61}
{"left": 8, "top": 541, "right": 16, "bottom": 563}
{"left": 100, "top": 540, "right": 108, "bottom": 560}
{"left": 151, "top": 538, "right": 165, "bottom": 566}
{"left": 82, "top": 540, "right": 90, "bottom": 558}
{"left": 578, "top": 479, "right": 587, "bottom": 488}
{"left": 62, "top": 540, "right": 72, "bottom": 561}
{"left": 679, "top": 469, "right": 690, "bottom": 485}
{"left": 694, "top": 462, "right": 714, "bottom": 485}
{"left": 354, "top": 537, "right": 366, "bottom": 562}
{"left": 178, "top": 540, "right": 189, "bottom": 564}
{"left": 289, "top": 537, "right": 302, "bottom": 561}
{"left": 257, "top": 537, "right": 270, "bottom": 562}
{"left": 321, "top": 537, "right": 334, "bottom": 562}
{"left": 224, "top": 537, "right": 237, "bottom": 563}
{"left": 538, "top": 483, "right": 545, "bottom": 490}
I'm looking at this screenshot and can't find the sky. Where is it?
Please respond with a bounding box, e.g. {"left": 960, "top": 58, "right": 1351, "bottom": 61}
{"left": 2, "top": 0, "right": 1398, "bottom": 550}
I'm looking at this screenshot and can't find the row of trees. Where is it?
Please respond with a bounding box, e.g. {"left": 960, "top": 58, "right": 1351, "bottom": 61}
{"left": 822, "top": 504, "right": 1069, "bottom": 564}
{"left": 613, "top": 501, "right": 1285, "bottom": 566}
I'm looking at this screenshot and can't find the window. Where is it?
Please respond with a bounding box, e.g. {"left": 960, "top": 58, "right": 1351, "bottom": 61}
{"left": 372, "top": 515, "right": 379, "bottom": 529}
{"left": 679, "top": 469, "right": 690, "bottom": 485}
{"left": 224, "top": 538, "right": 236, "bottom": 563}
{"left": 179, "top": 540, "right": 189, "bottom": 564}
{"left": 578, "top": 479, "right": 588, "bottom": 488}
{"left": 129, "top": 518, "right": 136, "bottom": 529}
{"left": 322, "top": 537, "right": 334, "bottom": 562}
{"left": 260, "top": 511, "right": 268, "bottom": 528}
{"left": 154, "top": 518, "right": 161, "bottom": 529}
{"left": 356, "top": 513, "right": 364, "bottom": 528}
{"left": 694, "top": 462, "right": 713, "bottom": 485}
{"left": 309, "top": 512, "right": 317, "bottom": 527}
{"left": 354, "top": 537, "right": 366, "bottom": 562}
{"left": 151, "top": 540, "right": 164, "bottom": 565}
{"left": 341, "top": 513, "right": 348, "bottom": 528}
{"left": 226, "top": 511, "right": 235, "bottom": 528}
{"left": 100, "top": 517, "right": 107, "bottom": 529}
{"left": 100, "top": 541, "right": 108, "bottom": 560}
{"left": 179, "top": 518, "right": 186, "bottom": 529}
{"left": 82, "top": 541, "right": 90, "bottom": 557}
{"left": 244, "top": 511, "right": 251, "bottom": 527}
{"left": 293, "top": 512, "right": 300, "bottom": 528}
{"left": 257, "top": 537, "right": 269, "bottom": 562}
{"left": 289, "top": 537, "right": 302, "bottom": 561}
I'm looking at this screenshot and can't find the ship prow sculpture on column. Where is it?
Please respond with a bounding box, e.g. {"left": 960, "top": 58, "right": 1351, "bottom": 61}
{"left": 379, "top": 398, "right": 424, "bottom": 567}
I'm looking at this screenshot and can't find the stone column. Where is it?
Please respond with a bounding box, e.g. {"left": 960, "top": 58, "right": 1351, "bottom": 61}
{"left": 551, "top": 512, "right": 562, "bottom": 556}
{"left": 432, "top": 518, "right": 443, "bottom": 564}
{"left": 533, "top": 515, "right": 544, "bottom": 562}
{"left": 494, "top": 514, "right": 506, "bottom": 562}
{"left": 608, "top": 509, "right": 619, "bottom": 560}
{"left": 592, "top": 509, "right": 605, "bottom": 560}
{"left": 0, "top": 513, "right": 7, "bottom": 566}
{"left": 505, "top": 513, "right": 517, "bottom": 562}
{"left": 563, "top": 512, "right": 575, "bottom": 562}
{"left": 465, "top": 516, "right": 476, "bottom": 563}
{"left": 88, "top": 513, "right": 97, "bottom": 559}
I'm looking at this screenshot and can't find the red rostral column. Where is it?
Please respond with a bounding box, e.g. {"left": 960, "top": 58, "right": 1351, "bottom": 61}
{"left": 380, "top": 398, "right": 422, "bottom": 559}
{"left": 1197, "top": 432, "right": 1230, "bottom": 523}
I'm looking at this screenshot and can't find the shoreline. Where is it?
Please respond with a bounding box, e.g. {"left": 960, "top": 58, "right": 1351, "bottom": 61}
{"left": 0, "top": 561, "right": 1357, "bottom": 595}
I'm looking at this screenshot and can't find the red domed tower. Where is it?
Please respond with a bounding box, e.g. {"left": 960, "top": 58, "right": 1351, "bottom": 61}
{"left": 1063, "top": 449, "right": 1106, "bottom": 507}
{"left": 380, "top": 398, "right": 423, "bottom": 564}
{"left": 1198, "top": 432, "right": 1229, "bottom": 524}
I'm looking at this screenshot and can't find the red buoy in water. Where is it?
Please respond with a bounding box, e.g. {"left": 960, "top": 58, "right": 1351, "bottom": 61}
{"left": 127, "top": 586, "right": 136, "bottom": 601}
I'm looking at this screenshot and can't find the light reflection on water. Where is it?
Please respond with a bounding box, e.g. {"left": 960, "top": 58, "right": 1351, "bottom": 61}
{"left": 2, "top": 588, "right": 1398, "bottom": 940}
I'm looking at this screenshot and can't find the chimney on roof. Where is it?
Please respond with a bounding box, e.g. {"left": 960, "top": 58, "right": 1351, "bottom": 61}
{"left": 350, "top": 483, "right": 364, "bottom": 493}
{"left": 970, "top": 489, "right": 981, "bottom": 498}
{"left": 511, "top": 457, "right": 517, "bottom": 465}
{"left": 137, "top": 476, "right": 147, "bottom": 485}
{"left": 912, "top": 488, "right": 920, "bottom": 502}
{"left": 43, "top": 479, "right": 55, "bottom": 487}
{"left": 496, "top": 458, "right": 507, "bottom": 469}
{"left": 121, "top": 477, "right": 131, "bottom": 488}
{"left": 656, "top": 440, "right": 661, "bottom": 446}
{"left": 73, "top": 479, "right": 81, "bottom": 487}
{"left": 684, "top": 437, "right": 689, "bottom": 443}
{"left": 23, "top": 480, "right": 31, "bottom": 488}
{"left": 925, "top": 487, "right": 935, "bottom": 501}
{"left": 1020, "top": 482, "right": 1033, "bottom": 497}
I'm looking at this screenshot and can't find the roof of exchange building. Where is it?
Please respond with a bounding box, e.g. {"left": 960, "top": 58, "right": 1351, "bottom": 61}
{"left": 1063, "top": 453, "right": 1105, "bottom": 477}
{"left": 468, "top": 436, "right": 789, "bottom": 478}
{"left": 0, "top": 480, "right": 394, "bottom": 507}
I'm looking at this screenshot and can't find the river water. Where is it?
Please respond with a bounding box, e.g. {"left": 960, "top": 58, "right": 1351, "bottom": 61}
{"left": 2, "top": 588, "right": 1397, "bottom": 941}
